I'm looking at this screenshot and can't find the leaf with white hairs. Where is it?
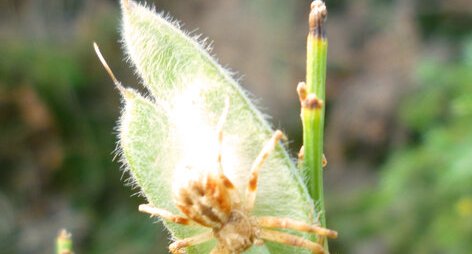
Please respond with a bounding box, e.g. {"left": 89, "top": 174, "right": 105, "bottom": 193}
{"left": 116, "top": 1, "right": 321, "bottom": 253}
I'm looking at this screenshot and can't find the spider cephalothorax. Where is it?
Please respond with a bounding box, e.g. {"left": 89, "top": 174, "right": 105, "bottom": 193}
{"left": 138, "top": 99, "right": 338, "bottom": 254}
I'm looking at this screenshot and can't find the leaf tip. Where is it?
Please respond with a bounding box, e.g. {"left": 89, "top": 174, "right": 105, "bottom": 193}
{"left": 93, "top": 42, "right": 128, "bottom": 96}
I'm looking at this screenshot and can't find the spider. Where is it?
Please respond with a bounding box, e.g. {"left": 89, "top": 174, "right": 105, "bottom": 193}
{"left": 94, "top": 43, "right": 337, "bottom": 254}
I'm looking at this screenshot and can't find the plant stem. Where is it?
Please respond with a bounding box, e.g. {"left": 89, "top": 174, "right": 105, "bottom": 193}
{"left": 56, "top": 229, "right": 73, "bottom": 254}
{"left": 299, "top": 0, "right": 328, "bottom": 246}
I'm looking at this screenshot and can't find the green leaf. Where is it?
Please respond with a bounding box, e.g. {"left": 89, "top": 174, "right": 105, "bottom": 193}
{"left": 117, "top": 1, "right": 319, "bottom": 253}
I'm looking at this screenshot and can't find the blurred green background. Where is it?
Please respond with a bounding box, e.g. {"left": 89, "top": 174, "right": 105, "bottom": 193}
{"left": 0, "top": 0, "right": 471, "bottom": 253}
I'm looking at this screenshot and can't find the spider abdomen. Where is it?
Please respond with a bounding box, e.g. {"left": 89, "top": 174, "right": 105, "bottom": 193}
{"left": 174, "top": 172, "right": 234, "bottom": 228}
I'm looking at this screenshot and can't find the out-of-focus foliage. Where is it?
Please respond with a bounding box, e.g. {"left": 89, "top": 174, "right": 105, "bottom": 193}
{"left": 373, "top": 38, "right": 472, "bottom": 253}
{"left": 0, "top": 4, "right": 168, "bottom": 253}
{"left": 333, "top": 39, "right": 472, "bottom": 254}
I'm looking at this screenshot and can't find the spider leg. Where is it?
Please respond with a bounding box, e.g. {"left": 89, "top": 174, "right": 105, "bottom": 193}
{"left": 245, "top": 130, "right": 284, "bottom": 211}
{"left": 259, "top": 229, "right": 325, "bottom": 254}
{"left": 213, "top": 98, "right": 241, "bottom": 204}
{"left": 169, "top": 231, "right": 214, "bottom": 254}
{"left": 138, "top": 204, "right": 194, "bottom": 225}
{"left": 216, "top": 97, "right": 230, "bottom": 175}
{"left": 256, "top": 216, "right": 338, "bottom": 239}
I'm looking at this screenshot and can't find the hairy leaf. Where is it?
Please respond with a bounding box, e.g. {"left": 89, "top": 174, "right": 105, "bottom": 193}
{"left": 117, "top": 1, "right": 319, "bottom": 253}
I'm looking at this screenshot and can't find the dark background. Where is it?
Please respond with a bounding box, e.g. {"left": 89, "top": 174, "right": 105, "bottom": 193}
{"left": 1, "top": 0, "right": 471, "bottom": 253}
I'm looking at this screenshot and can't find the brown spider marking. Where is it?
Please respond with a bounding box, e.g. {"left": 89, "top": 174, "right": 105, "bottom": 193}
{"left": 139, "top": 99, "right": 338, "bottom": 254}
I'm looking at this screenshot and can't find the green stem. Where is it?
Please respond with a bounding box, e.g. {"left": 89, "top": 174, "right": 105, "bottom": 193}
{"left": 301, "top": 0, "right": 329, "bottom": 246}
{"left": 56, "top": 229, "right": 73, "bottom": 254}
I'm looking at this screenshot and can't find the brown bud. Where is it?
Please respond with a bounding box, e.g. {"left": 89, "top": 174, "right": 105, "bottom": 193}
{"left": 304, "top": 94, "right": 324, "bottom": 109}
{"left": 297, "top": 82, "right": 307, "bottom": 103}
{"left": 309, "top": 0, "right": 327, "bottom": 38}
